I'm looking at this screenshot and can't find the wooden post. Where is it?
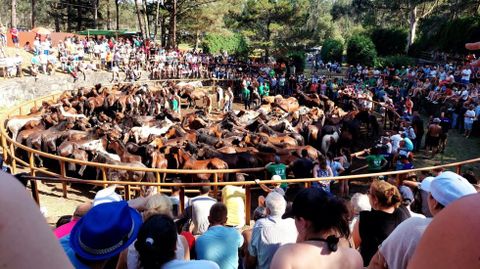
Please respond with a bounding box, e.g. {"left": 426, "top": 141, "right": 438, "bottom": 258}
{"left": 245, "top": 184, "right": 251, "bottom": 226}
{"left": 60, "top": 161, "right": 68, "bottom": 198}
{"left": 29, "top": 152, "right": 40, "bottom": 205}
{"left": 213, "top": 173, "right": 218, "bottom": 197}
{"left": 19, "top": 106, "right": 22, "bottom": 115}
{"left": 101, "top": 167, "right": 108, "bottom": 188}
{"left": 125, "top": 185, "right": 131, "bottom": 201}
{"left": 456, "top": 165, "right": 462, "bottom": 174}
{"left": 179, "top": 187, "right": 185, "bottom": 215}
{"left": 9, "top": 142, "right": 16, "bottom": 174}
{"left": 156, "top": 172, "right": 161, "bottom": 193}
{"left": 1, "top": 134, "right": 8, "bottom": 163}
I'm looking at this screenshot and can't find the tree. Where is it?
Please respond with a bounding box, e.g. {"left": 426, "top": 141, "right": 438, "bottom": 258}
{"left": 347, "top": 34, "right": 377, "bottom": 65}
{"left": 321, "top": 39, "right": 344, "bottom": 62}
{"left": 11, "top": 0, "right": 17, "bottom": 28}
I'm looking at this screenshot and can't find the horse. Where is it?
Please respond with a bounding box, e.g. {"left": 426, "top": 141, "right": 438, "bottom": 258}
{"left": 107, "top": 140, "right": 142, "bottom": 163}
{"left": 171, "top": 147, "right": 228, "bottom": 181}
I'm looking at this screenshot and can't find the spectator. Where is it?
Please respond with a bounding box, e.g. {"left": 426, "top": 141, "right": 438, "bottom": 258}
{"left": 196, "top": 203, "right": 243, "bottom": 269}
{"left": 349, "top": 193, "right": 371, "bottom": 232}
{"left": 312, "top": 155, "right": 334, "bottom": 193}
{"left": 221, "top": 173, "right": 246, "bottom": 228}
{"left": 408, "top": 193, "right": 480, "bottom": 269}
{"left": 290, "top": 149, "right": 314, "bottom": 179}
{"left": 247, "top": 192, "right": 297, "bottom": 269}
{"left": 352, "top": 180, "right": 410, "bottom": 266}
{"left": 169, "top": 178, "right": 188, "bottom": 218}
{"left": 10, "top": 27, "right": 19, "bottom": 48}
{"left": 187, "top": 180, "right": 217, "bottom": 235}
{"left": 270, "top": 188, "right": 363, "bottom": 269}
{"left": 368, "top": 171, "right": 476, "bottom": 269}
{"left": 0, "top": 171, "right": 73, "bottom": 268}
{"left": 463, "top": 104, "right": 475, "bottom": 138}
{"left": 265, "top": 155, "right": 288, "bottom": 190}
{"left": 135, "top": 215, "right": 219, "bottom": 269}
{"left": 54, "top": 202, "right": 92, "bottom": 239}
{"left": 355, "top": 147, "right": 388, "bottom": 172}
{"left": 61, "top": 201, "right": 142, "bottom": 269}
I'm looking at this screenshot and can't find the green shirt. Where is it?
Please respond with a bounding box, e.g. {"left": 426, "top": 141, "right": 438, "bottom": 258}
{"left": 365, "top": 155, "right": 386, "bottom": 171}
{"left": 242, "top": 88, "right": 250, "bottom": 100}
{"left": 172, "top": 98, "right": 179, "bottom": 111}
{"left": 258, "top": 85, "right": 265, "bottom": 96}
{"left": 264, "top": 84, "right": 270, "bottom": 96}
{"left": 266, "top": 163, "right": 287, "bottom": 188}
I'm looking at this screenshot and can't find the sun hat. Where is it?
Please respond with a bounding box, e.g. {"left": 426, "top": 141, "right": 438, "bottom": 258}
{"left": 421, "top": 171, "right": 476, "bottom": 206}
{"left": 399, "top": 186, "right": 415, "bottom": 203}
{"left": 93, "top": 185, "right": 122, "bottom": 206}
{"left": 433, "top": 118, "right": 441, "bottom": 123}
{"left": 271, "top": 175, "right": 282, "bottom": 181}
{"left": 70, "top": 201, "right": 142, "bottom": 261}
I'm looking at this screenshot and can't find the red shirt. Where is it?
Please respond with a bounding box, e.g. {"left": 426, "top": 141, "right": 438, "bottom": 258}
{"left": 10, "top": 28, "right": 18, "bottom": 37}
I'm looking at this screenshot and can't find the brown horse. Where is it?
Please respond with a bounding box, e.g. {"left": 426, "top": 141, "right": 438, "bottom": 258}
{"left": 172, "top": 147, "right": 228, "bottom": 181}
{"left": 107, "top": 140, "right": 143, "bottom": 163}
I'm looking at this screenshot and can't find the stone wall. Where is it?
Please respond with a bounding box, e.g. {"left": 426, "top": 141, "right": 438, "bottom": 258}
{"left": 0, "top": 71, "right": 114, "bottom": 109}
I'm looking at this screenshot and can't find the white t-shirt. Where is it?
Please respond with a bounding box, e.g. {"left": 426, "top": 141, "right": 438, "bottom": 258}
{"left": 380, "top": 217, "right": 433, "bottom": 269}
{"left": 390, "top": 134, "right": 402, "bottom": 153}
{"left": 189, "top": 195, "right": 217, "bottom": 235}
{"left": 163, "top": 259, "right": 219, "bottom": 269}
{"left": 127, "top": 236, "right": 186, "bottom": 269}
{"left": 462, "top": 68, "right": 472, "bottom": 81}
{"left": 465, "top": 109, "right": 475, "bottom": 124}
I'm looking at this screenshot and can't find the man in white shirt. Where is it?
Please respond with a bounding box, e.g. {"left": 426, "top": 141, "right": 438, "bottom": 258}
{"left": 368, "top": 171, "right": 476, "bottom": 269}
{"left": 461, "top": 66, "right": 472, "bottom": 84}
{"left": 247, "top": 192, "right": 297, "bottom": 269}
{"left": 188, "top": 182, "right": 217, "bottom": 235}
{"left": 390, "top": 132, "right": 402, "bottom": 154}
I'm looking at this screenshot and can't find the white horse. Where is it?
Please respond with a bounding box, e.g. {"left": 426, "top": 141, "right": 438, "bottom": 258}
{"left": 321, "top": 130, "right": 340, "bottom": 154}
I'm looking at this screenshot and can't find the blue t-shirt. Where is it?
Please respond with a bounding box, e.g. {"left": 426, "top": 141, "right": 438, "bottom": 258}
{"left": 403, "top": 137, "right": 414, "bottom": 151}
{"left": 195, "top": 226, "right": 243, "bottom": 269}
{"left": 60, "top": 235, "right": 90, "bottom": 269}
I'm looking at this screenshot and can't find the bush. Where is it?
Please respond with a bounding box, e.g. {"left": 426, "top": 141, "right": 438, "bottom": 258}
{"left": 370, "top": 28, "right": 407, "bottom": 56}
{"left": 202, "top": 33, "right": 249, "bottom": 57}
{"left": 320, "top": 39, "right": 344, "bottom": 62}
{"left": 376, "top": 55, "right": 415, "bottom": 68}
{"left": 347, "top": 34, "right": 377, "bottom": 66}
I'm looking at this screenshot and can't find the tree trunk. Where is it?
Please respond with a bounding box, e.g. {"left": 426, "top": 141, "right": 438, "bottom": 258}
{"left": 154, "top": 0, "right": 161, "bottom": 39}
{"left": 265, "top": 19, "right": 271, "bottom": 63}
{"left": 406, "top": 6, "right": 418, "bottom": 53}
{"left": 67, "top": 1, "right": 73, "bottom": 32}
{"left": 194, "top": 30, "right": 200, "bottom": 52}
{"left": 161, "top": 16, "right": 166, "bottom": 47}
{"left": 135, "top": 0, "right": 145, "bottom": 38}
{"left": 77, "top": 0, "right": 83, "bottom": 31}
{"left": 93, "top": 0, "right": 98, "bottom": 29}
{"left": 167, "top": 0, "right": 177, "bottom": 49}
{"left": 31, "top": 0, "right": 36, "bottom": 28}
{"left": 115, "top": 0, "right": 120, "bottom": 30}
{"left": 142, "top": 0, "right": 150, "bottom": 38}
{"left": 107, "top": 0, "right": 111, "bottom": 30}
{"left": 11, "top": 0, "right": 17, "bottom": 28}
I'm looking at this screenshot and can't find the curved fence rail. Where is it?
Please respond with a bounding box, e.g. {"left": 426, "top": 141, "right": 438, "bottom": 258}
{"left": 1, "top": 79, "right": 478, "bottom": 225}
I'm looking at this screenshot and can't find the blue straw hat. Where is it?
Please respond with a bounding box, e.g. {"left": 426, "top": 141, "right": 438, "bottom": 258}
{"left": 70, "top": 201, "right": 142, "bottom": 261}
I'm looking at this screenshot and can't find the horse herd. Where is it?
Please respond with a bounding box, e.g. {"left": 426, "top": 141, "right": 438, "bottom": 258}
{"left": 5, "top": 81, "right": 380, "bottom": 185}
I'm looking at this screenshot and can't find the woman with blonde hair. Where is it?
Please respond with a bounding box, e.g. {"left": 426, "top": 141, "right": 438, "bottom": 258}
{"left": 352, "top": 180, "right": 410, "bottom": 266}
{"left": 116, "top": 194, "right": 190, "bottom": 269}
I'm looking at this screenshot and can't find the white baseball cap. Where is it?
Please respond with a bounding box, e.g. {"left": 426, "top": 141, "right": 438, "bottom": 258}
{"left": 93, "top": 186, "right": 123, "bottom": 206}
{"left": 421, "top": 171, "right": 476, "bottom": 206}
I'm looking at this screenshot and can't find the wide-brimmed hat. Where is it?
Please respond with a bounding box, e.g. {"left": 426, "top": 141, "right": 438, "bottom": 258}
{"left": 70, "top": 201, "right": 142, "bottom": 261}
{"left": 433, "top": 118, "right": 441, "bottom": 123}
{"left": 93, "top": 185, "right": 122, "bottom": 206}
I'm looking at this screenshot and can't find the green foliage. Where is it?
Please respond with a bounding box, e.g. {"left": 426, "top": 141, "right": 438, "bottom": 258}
{"left": 287, "top": 51, "right": 306, "bottom": 72}
{"left": 347, "top": 34, "right": 377, "bottom": 66}
{"left": 411, "top": 16, "right": 480, "bottom": 55}
{"left": 370, "top": 28, "right": 407, "bottom": 56}
{"left": 321, "top": 39, "right": 344, "bottom": 62}
{"left": 376, "top": 55, "right": 415, "bottom": 68}
{"left": 202, "top": 33, "right": 249, "bottom": 57}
